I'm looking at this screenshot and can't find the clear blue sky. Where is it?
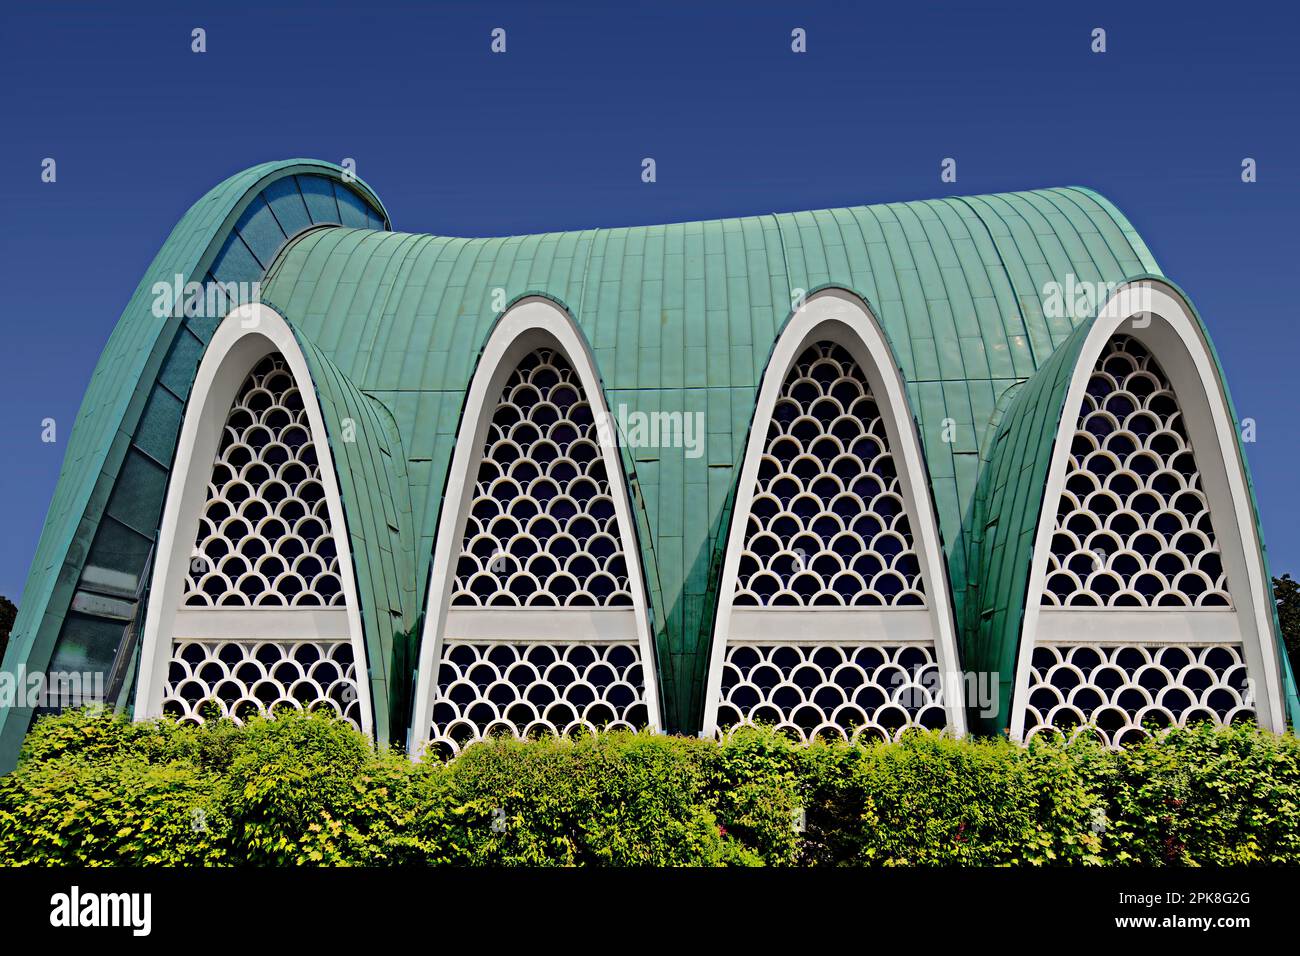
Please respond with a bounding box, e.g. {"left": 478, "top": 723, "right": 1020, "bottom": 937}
{"left": 0, "top": 0, "right": 1296, "bottom": 601}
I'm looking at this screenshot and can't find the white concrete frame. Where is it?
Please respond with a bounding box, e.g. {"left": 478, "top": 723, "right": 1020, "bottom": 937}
{"left": 1035, "top": 608, "right": 1241, "bottom": 645}
{"left": 135, "top": 303, "right": 375, "bottom": 735}
{"left": 410, "top": 297, "right": 663, "bottom": 750}
{"left": 171, "top": 607, "right": 351, "bottom": 642}
{"left": 441, "top": 607, "right": 638, "bottom": 644}
{"left": 1010, "top": 280, "right": 1286, "bottom": 738}
{"left": 701, "top": 288, "right": 968, "bottom": 736}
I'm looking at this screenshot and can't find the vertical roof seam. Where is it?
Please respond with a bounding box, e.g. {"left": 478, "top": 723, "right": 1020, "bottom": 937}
{"left": 769, "top": 213, "right": 795, "bottom": 309}
{"left": 948, "top": 194, "right": 1039, "bottom": 370}
{"left": 575, "top": 227, "right": 600, "bottom": 325}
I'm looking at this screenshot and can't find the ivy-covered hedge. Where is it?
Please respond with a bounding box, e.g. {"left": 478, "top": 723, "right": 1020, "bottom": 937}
{"left": 1, "top": 708, "right": 1297, "bottom": 866}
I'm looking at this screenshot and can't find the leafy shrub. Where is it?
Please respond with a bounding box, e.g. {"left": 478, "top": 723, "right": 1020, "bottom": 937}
{"left": 0, "top": 756, "right": 231, "bottom": 866}
{"left": 0, "top": 708, "right": 229, "bottom": 866}
{"left": 705, "top": 725, "right": 801, "bottom": 864}
{"left": 16, "top": 703, "right": 198, "bottom": 766}
{"left": 1101, "top": 722, "right": 1300, "bottom": 865}
{"left": 1, "top": 707, "right": 1298, "bottom": 866}
{"left": 846, "top": 733, "right": 1105, "bottom": 865}
{"left": 216, "top": 712, "right": 375, "bottom": 864}
{"left": 287, "top": 753, "right": 463, "bottom": 865}
{"left": 441, "top": 731, "right": 743, "bottom": 865}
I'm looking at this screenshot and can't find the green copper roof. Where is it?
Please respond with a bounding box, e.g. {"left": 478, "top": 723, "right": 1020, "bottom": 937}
{"left": 962, "top": 316, "right": 1095, "bottom": 733}
{"left": 6, "top": 160, "right": 1294, "bottom": 764}
{"left": 253, "top": 186, "right": 1169, "bottom": 732}
{"left": 291, "top": 334, "right": 418, "bottom": 745}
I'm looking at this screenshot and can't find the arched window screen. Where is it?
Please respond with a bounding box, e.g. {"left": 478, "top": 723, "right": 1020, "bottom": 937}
{"left": 717, "top": 643, "right": 946, "bottom": 743}
{"left": 714, "top": 339, "right": 943, "bottom": 743}
{"left": 1023, "top": 333, "right": 1254, "bottom": 747}
{"left": 163, "top": 352, "right": 360, "bottom": 729}
{"left": 450, "top": 347, "right": 633, "bottom": 608}
{"left": 165, "top": 640, "right": 362, "bottom": 730}
{"left": 1042, "top": 335, "right": 1231, "bottom": 608}
{"left": 431, "top": 642, "right": 647, "bottom": 756}
{"left": 430, "top": 344, "right": 650, "bottom": 757}
{"left": 734, "top": 342, "right": 925, "bottom": 608}
{"left": 183, "top": 354, "right": 344, "bottom": 608}
{"left": 1023, "top": 643, "right": 1253, "bottom": 747}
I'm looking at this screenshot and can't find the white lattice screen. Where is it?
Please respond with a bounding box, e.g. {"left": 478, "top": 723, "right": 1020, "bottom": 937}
{"left": 165, "top": 353, "right": 355, "bottom": 727}
{"left": 431, "top": 347, "right": 649, "bottom": 754}
{"left": 717, "top": 341, "right": 939, "bottom": 741}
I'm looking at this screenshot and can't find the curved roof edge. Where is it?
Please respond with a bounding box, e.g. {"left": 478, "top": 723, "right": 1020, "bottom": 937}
{"left": 962, "top": 276, "right": 1299, "bottom": 734}
{"left": 1, "top": 161, "right": 389, "bottom": 770}
{"left": 1065, "top": 187, "right": 1161, "bottom": 276}
{"left": 961, "top": 316, "right": 1092, "bottom": 734}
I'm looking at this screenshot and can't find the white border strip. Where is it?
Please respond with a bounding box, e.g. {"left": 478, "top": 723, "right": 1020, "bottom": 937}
{"left": 173, "top": 607, "right": 351, "bottom": 642}
{"left": 1010, "top": 281, "right": 1285, "bottom": 737}
{"left": 701, "top": 289, "right": 968, "bottom": 736}
{"left": 730, "top": 608, "right": 934, "bottom": 644}
{"left": 135, "top": 303, "right": 375, "bottom": 735}
{"left": 410, "top": 297, "right": 663, "bottom": 750}
{"left": 1036, "top": 608, "right": 1242, "bottom": 645}
{"left": 444, "top": 607, "right": 638, "bottom": 644}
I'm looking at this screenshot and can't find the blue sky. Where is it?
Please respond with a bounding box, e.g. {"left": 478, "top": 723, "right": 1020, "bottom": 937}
{"left": 1, "top": 0, "right": 1296, "bottom": 600}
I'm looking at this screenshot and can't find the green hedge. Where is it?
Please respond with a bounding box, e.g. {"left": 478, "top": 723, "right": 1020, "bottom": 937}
{"left": 1, "top": 708, "right": 1297, "bottom": 866}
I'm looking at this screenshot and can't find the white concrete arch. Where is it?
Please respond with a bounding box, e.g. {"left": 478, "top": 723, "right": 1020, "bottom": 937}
{"left": 411, "top": 296, "right": 662, "bottom": 755}
{"left": 702, "top": 288, "right": 967, "bottom": 738}
{"left": 1012, "top": 280, "right": 1287, "bottom": 740}
{"left": 135, "top": 303, "right": 373, "bottom": 735}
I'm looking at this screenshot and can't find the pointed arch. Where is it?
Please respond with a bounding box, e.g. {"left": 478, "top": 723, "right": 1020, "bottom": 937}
{"left": 411, "top": 297, "right": 662, "bottom": 756}
{"left": 703, "top": 289, "right": 966, "bottom": 740}
{"left": 135, "top": 304, "right": 373, "bottom": 734}
{"left": 1040, "top": 334, "right": 1231, "bottom": 611}
{"left": 1013, "top": 281, "right": 1288, "bottom": 743}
